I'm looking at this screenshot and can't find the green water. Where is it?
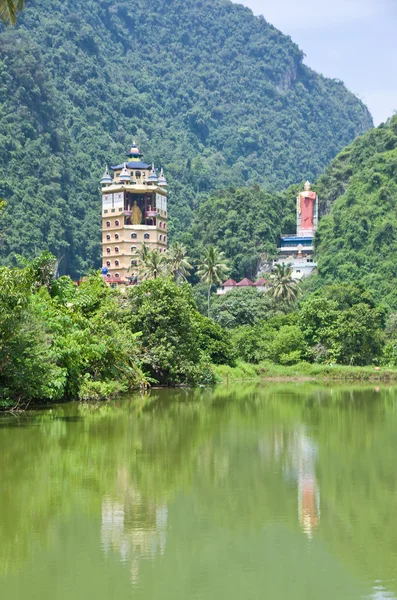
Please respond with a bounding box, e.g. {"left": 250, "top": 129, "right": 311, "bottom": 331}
{"left": 1, "top": 384, "right": 397, "bottom": 599}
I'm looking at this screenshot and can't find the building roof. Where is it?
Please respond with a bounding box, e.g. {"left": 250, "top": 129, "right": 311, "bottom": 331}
{"left": 147, "top": 163, "right": 158, "bottom": 183}
{"left": 119, "top": 163, "right": 130, "bottom": 182}
{"left": 236, "top": 278, "right": 254, "bottom": 287}
{"left": 111, "top": 162, "right": 150, "bottom": 170}
{"left": 158, "top": 167, "right": 168, "bottom": 187}
{"left": 222, "top": 278, "right": 237, "bottom": 287}
{"left": 100, "top": 165, "right": 112, "bottom": 185}
{"left": 253, "top": 278, "right": 268, "bottom": 286}
{"left": 281, "top": 236, "right": 314, "bottom": 243}
{"left": 128, "top": 142, "right": 143, "bottom": 158}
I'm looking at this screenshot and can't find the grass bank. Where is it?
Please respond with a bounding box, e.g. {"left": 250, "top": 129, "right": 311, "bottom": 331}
{"left": 213, "top": 361, "right": 397, "bottom": 383}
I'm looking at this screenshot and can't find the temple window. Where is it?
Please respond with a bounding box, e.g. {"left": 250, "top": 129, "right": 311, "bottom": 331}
{"left": 131, "top": 233, "right": 137, "bottom": 239}
{"left": 115, "top": 273, "right": 120, "bottom": 278}
{"left": 131, "top": 260, "right": 137, "bottom": 266}
{"left": 106, "top": 274, "right": 111, "bottom": 279}
{"left": 106, "top": 234, "right": 111, "bottom": 240}
{"left": 115, "top": 260, "right": 120, "bottom": 267}
{"left": 115, "top": 246, "right": 119, "bottom": 253}
{"left": 106, "top": 247, "right": 111, "bottom": 254}
{"left": 106, "top": 221, "right": 111, "bottom": 227}
{"left": 131, "top": 246, "right": 137, "bottom": 252}
{"left": 115, "top": 220, "right": 120, "bottom": 226}
{"left": 144, "top": 233, "right": 150, "bottom": 240}
{"left": 106, "top": 261, "right": 111, "bottom": 267}
{"left": 115, "top": 233, "right": 120, "bottom": 240}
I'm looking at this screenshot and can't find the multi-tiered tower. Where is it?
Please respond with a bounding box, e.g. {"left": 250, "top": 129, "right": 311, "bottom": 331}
{"left": 100, "top": 143, "right": 168, "bottom": 285}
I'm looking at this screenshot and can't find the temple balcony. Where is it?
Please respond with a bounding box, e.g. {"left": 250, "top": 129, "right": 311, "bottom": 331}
{"left": 278, "top": 247, "right": 313, "bottom": 253}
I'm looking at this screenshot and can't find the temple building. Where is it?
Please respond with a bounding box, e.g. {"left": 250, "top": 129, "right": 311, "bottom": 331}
{"left": 100, "top": 143, "right": 168, "bottom": 285}
{"left": 274, "top": 181, "right": 318, "bottom": 280}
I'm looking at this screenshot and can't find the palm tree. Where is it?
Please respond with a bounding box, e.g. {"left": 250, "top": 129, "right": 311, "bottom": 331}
{"left": 268, "top": 263, "right": 301, "bottom": 304}
{"left": 197, "top": 245, "right": 229, "bottom": 317}
{"left": 136, "top": 241, "right": 150, "bottom": 264}
{"left": 139, "top": 248, "right": 166, "bottom": 280}
{"left": 0, "top": 0, "right": 24, "bottom": 24}
{"left": 166, "top": 242, "right": 192, "bottom": 284}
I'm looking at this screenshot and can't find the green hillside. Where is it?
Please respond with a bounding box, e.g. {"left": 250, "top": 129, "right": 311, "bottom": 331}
{"left": 312, "top": 116, "right": 397, "bottom": 307}
{"left": 0, "top": 0, "right": 372, "bottom": 276}
{"left": 182, "top": 184, "right": 299, "bottom": 280}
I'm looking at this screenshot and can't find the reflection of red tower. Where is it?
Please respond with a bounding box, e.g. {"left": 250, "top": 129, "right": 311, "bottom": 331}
{"left": 296, "top": 433, "right": 320, "bottom": 539}
{"left": 299, "top": 477, "right": 319, "bottom": 538}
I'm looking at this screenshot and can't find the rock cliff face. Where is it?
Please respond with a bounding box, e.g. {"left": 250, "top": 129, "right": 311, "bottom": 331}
{"left": 0, "top": 0, "right": 373, "bottom": 276}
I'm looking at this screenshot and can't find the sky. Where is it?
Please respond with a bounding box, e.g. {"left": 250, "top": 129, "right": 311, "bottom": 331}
{"left": 238, "top": 0, "right": 397, "bottom": 125}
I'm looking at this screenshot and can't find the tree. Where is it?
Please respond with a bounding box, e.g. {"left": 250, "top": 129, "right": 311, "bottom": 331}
{"left": 166, "top": 242, "right": 192, "bottom": 284}
{"left": 298, "top": 285, "right": 384, "bottom": 365}
{"left": 268, "top": 264, "right": 301, "bottom": 305}
{"left": 0, "top": 0, "right": 24, "bottom": 24}
{"left": 125, "top": 278, "right": 216, "bottom": 385}
{"left": 211, "top": 287, "right": 279, "bottom": 328}
{"left": 138, "top": 246, "right": 166, "bottom": 280}
{"left": 197, "top": 245, "right": 229, "bottom": 317}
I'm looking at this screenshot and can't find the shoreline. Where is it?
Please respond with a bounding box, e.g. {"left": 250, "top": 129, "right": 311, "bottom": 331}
{"left": 212, "top": 362, "right": 397, "bottom": 383}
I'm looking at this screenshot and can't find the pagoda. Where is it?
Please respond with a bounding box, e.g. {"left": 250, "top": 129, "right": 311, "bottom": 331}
{"left": 100, "top": 143, "right": 168, "bottom": 285}
{"left": 274, "top": 181, "right": 318, "bottom": 280}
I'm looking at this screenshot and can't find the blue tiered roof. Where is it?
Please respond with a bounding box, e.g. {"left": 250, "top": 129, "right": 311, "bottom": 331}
{"left": 111, "top": 161, "right": 150, "bottom": 170}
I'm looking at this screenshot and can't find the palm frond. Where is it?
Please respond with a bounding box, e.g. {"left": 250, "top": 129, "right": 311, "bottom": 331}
{"left": 0, "top": 0, "right": 24, "bottom": 24}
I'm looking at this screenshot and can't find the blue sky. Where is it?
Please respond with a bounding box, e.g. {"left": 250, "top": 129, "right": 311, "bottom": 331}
{"left": 238, "top": 0, "right": 396, "bottom": 125}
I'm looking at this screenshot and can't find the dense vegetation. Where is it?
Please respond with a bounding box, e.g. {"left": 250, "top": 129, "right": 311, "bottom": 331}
{"left": 0, "top": 0, "right": 372, "bottom": 277}
{"left": 3, "top": 250, "right": 397, "bottom": 407}
{"left": 182, "top": 185, "right": 297, "bottom": 280}
{"left": 309, "top": 115, "right": 397, "bottom": 307}
{"left": 186, "top": 116, "right": 397, "bottom": 300}
{"left": 0, "top": 253, "right": 238, "bottom": 406}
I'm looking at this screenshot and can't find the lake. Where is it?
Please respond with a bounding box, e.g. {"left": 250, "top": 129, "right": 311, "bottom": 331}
{"left": 0, "top": 384, "right": 397, "bottom": 599}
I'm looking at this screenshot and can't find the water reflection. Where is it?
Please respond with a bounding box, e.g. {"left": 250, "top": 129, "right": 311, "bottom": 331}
{"left": 294, "top": 430, "right": 320, "bottom": 538}
{"left": 1, "top": 385, "right": 397, "bottom": 599}
{"left": 367, "top": 583, "right": 397, "bottom": 599}
{"left": 265, "top": 426, "right": 320, "bottom": 538}
{"left": 101, "top": 469, "right": 168, "bottom": 584}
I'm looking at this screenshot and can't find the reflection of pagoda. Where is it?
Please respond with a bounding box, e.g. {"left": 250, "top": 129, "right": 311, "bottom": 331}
{"left": 274, "top": 181, "right": 318, "bottom": 280}
{"left": 100, "top": 472, "right": 168, "bottom": 585}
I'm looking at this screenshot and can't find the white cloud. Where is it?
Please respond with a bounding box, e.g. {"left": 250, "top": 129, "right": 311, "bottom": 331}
{"left": 240, "top": 0, "right": 383, "bottom": 30}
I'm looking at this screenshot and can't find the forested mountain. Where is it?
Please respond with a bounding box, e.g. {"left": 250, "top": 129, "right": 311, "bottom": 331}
{"left": 182, "top": 184, "right": 298, "bottom": 280}
{"left": 0, "top": 0, "right": 372, "bottom": 276}
{"left": 313, "top": 115, "right": 397, "bottom": 307}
